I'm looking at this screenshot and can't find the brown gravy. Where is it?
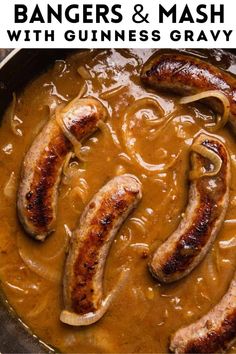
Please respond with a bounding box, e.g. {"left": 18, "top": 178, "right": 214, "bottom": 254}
{"left": 0, "top": 49, "right": 236, "bottom": 353}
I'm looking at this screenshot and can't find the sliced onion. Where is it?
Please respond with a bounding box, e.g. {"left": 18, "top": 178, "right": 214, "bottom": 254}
{"left": 224, "top": 219, "right": 236, "bottom": 224}
{"left": 77, "top": 66, "right": 92, "bottom": 80}
{"left": 122, "top": 98, "right": 182, "bottom": 173}
{"left": 190, "top": 141, "right": 222, "bottom": 180}
{"left": 55, "top": 108, "right": 83, "bottom": 160}
{"left": 4, "top": 281, "right": 26, "bottom": 294}
{"left": 115, "top": 165, "right": 126, "bottom": 176}
{"left": 60, "top": 268, "right": 130, "bottom": 326}
{"left": 118, "top": 152, "right": 132, "bottom": 163}
{"left": 122, "top": 97, "right": 165, "bottom": 136}
{"left": 64, "top": 224, "right": 72, "bottom": 239}
{"left": 27, "top": 292, "right": 51, "bottom": 318}
{"left": 3, "top": 172, "right": 16, "bottom": 199}
{"left": 63, "top": 152, "right": 74, "bottom": 175}
{"left": 129, "top": 243, "right": 149, "bottom": 252}
{"left": 97, "top": 120, "right": 120, "bottom": 149}
{"left": 18, "top": 248, "right": 62, "bottom": 283}
{"left": 219, "top": 237, "right": 236, "bottom": 249}
{"left": 129, "top": 217, "right": 147, "bottom": 233}
{"left": 114, "top": 228, "right": 133, "bottom": 258}
{"left": 99, "top": 85, "right": 126, "bottom": 100}
{"left": 9, "top": 93, "right": 23, "bottom": 136}
{"left": 147, "top": 112, "right": 179, "bottom": 142}
{"left": 131, "top": 150, "right": 182, "bottom": 173}
{"left": 76, "top": 82, "right": 88, "bottom": 99}
{"left": 179, "top": 90, "right": 230, "bottom": 131}
{"left": 205, "top": 251, "right": 219, "bottom": 283}
{"left": 70, "top": 185, "right": 89, "bottom": 204}
{"left": 54, "top": 84, "right": 89, "bottom": 160}
{"left": 62, "top": 162, "right": 86, "bottom": 186}
{"left": 62, "top": 161, "right": 89, "bottom": 204}
{"left": 17, "top": 231, "right": 68, "bottom": 283}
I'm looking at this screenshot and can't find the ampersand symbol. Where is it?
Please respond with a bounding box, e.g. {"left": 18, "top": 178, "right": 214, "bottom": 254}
{"left": 132, "top": 4, "right": 149, "bottom": 24}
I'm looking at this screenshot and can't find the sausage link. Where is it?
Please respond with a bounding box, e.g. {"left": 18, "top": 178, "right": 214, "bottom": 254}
{"left": 141, "top": 52, "right": 236, "bottom": 131}
{"left": 17, "top": 97, "right": 107, "bottom": 241}
{"left": 141, "top": 52, "right": 235, "bottom": 353}
{"left": 61, "top": 174, "right": 142, "bottom": 324}
{"left": 149, "top": 133, "right": 230, "bottom": 283}
{"left": 170, "top": 271, "right": 236, "bottom": 353}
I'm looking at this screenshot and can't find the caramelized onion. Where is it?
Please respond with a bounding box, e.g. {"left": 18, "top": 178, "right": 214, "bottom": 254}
{"left": 70, "top": 184, "right": 89, "bottom": 204}
{"left": 114, "top": 228, "right": 133, "bottom": 258}
{"left": 17, "top": 231, "right": 68, "bottom": 284}
{"left": 205, "top": 250, "right": 219, "bottom": 283}
{"left": 115, "top": 165, "right": 126, "bottom": 176}
{"left": 130, "top": 243, "right": 149, "bottom": 254}
{"left": 190, "top": 141, "right": 222, "bottom": 180}
{"left": 77, "top": 66, "right": 92, "bottom": 80}
{"left": 9, "top": 93, "right": 23, "bottom": 136}
{"left": 135, "top": 151, "right": 181, "bottom": 173}
{"left": 3, "top": 172, "right": 16, "bottom": 199}
{"left": 28, "top": 293, "right": 51, "bottom": 318}
{"left": 122, "top": 98, "right": 181, "bottom": 173}
{"left": 63, "top": 152, "right": 74, "bottom": 175}
{"left": 55, "top": 108, "right": 83, "bottom": 160}
{"left": 219, "top": 237, "right": 236, "bottom": 249}
{"left": 55, "top": 84, "right": 88, "bottom": 160}
{"left": 62, "top": 160, "right": 89, "bottom": 204}
{"left": 60, "top": 268, "right": 130, "bottom": 326}
{"left": 123, "top": 97, "right": 165, "bottom": 128}
{"left": 62, "top": 161, "right": 86, "bottom": 186}
{"left": 97, "top": 120, "right": 121, "bottom": 149}
{"left": 147, "top": 113, "right": 177, "bottom": 141}
{"left": 129, "top": 217, "right": 147, "bottom": 233}
{"left": 76, "top": 82, "right": 88, "bottom": 99}
{"left": 99, "top": 85, "right": 126, "bottom": 100}
{"left": 18, "top": 249, "right": 62, "bottom": 283}
{"left": 179, "top": 90, "right": 230, "bottom": 131}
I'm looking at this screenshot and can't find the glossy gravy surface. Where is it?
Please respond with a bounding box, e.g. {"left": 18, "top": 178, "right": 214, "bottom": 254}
{"left": 0, "top": 49, "right": 236, "bottom": 353}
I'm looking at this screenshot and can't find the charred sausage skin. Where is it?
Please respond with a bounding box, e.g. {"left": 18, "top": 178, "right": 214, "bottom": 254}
{"left": 62, "top": 174, "right": 142, "bottom": 316}
{"left": 141, "top": 52, "right": 235, "bottom": 353}
{"left": 170, "top": 272, "right": 236, "bottom": 354}
{"left": 149, "top": 134, "right": 230, "bottom": 283}
{"left": 17, "top": 97, "right": 107, "bottom": 241}
{"left": 141, "top": 52, "right": 236, "bottom": 131}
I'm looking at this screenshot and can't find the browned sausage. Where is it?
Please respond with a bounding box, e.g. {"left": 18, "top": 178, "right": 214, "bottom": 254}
{"left": 141, "top": 52, "right": 235, "bottom": 354}
{"left": 149, "top": 133, "right": 230, "bottom": 283}
{"left": 17, "top": 97, "right": 107, "bottom": 241}
{"left": 141, "top": 52, "right": 236, "bottom": 131}
{"left": 60, "top": 174, "right": 142, "bottom": 326}
{"left": 170, "top": 271, "right": 236, "bottom": 353}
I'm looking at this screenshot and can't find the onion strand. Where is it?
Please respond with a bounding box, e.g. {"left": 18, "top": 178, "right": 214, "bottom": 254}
{"left": 190, "top": 141, "right": 222, "bottom": 180}
{"left": 60, "top": 268, "right": 130, "bottom": 326}
{"left": 122, "top": 97, "right": 181, "bottom": 173}
{"left": 55, "top": 108, "right": 84, "bottom": 160}
{"left": 10, "top": 93, "right": 23, "bottom": 136}
{"left": 99, "top": 85, "right": 126, "bottom": 100}
{"left": 179, "top": 90, "right": 230, "bottom": 131}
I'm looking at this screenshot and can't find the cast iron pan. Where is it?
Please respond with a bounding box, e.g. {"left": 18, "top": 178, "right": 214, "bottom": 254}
{"left": 0, "top": 48, "right": 236, "bottom": 354}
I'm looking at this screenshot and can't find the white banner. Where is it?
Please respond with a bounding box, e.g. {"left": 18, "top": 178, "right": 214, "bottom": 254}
{"left": 0, "top": 0, "right": 235, "bottom": 48}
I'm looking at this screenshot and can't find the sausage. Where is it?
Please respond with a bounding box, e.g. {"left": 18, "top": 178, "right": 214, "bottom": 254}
{"left": 170, "top": 271, "right": 236, "bottom": 353}
{"left": 149, "top": 133, "right": 230, "bottom": 283}
{"left": 141, "top": 52, "right": 236, "bottom": 131}
{"left": 141, "top": 52, "right": 236, "bottom": 353}
{"left": 17, "top": 97, "right": 107, "bottom": 241}
{"left": 60, "top": 174, "right": 142, "bottom": 326}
